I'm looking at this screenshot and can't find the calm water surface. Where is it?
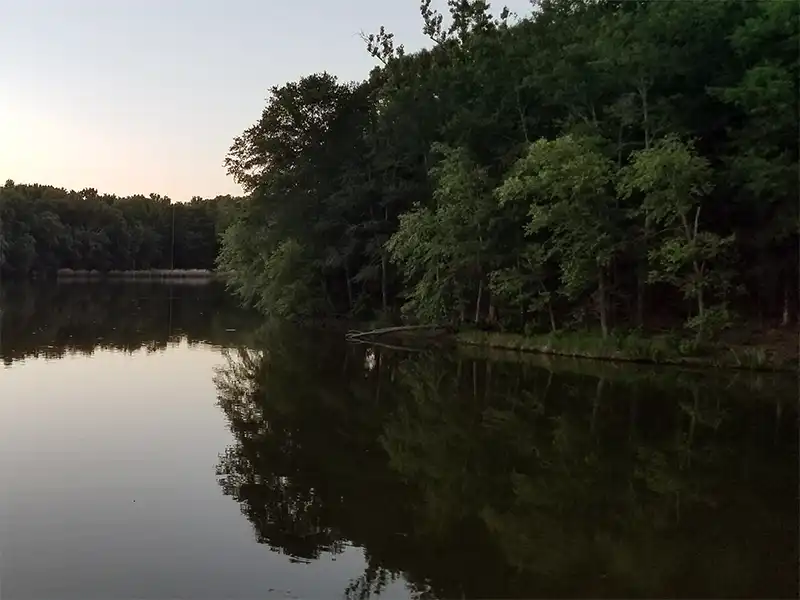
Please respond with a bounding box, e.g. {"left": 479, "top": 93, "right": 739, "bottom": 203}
{"left": 0, "top": 282, "right": 797, "bottom": 599}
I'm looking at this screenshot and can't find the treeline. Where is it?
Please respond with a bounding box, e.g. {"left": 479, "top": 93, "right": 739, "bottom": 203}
{"left": 0, "top": 180, "right": 242, "bottom": 277}
{"left": 220, "top": 0, "right": 798, "bottom": 339}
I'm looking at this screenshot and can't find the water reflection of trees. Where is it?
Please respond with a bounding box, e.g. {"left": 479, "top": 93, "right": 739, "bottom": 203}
{"left": 214, "top": 329, "right": 415, "bottom": 570}
{"left": 214, "top": 331, "right": 799, "bottom": 599}
{"left": 0, "top": 281, "right": 255, "bottom": 364}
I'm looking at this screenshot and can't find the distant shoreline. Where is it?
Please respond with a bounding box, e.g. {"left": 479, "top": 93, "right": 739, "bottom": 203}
{"left": 55, "top": 269, "right": 227, "bottom": 281}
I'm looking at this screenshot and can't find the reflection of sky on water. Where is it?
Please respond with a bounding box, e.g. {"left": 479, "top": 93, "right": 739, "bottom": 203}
{"left": 0, "top": 342, "right": 407, "bottom": 599}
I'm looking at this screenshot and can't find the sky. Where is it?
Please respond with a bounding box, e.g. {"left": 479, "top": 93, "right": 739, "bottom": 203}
{"left": 0, "top": 0, "right": 531, "bottom": 201}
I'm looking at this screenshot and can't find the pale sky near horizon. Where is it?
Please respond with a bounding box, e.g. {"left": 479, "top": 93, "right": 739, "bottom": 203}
{"left": 0, "top": 0, "right": 531, "bottom": 201}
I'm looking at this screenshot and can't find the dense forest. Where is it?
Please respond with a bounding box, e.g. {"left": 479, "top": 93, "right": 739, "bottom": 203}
{"left": 220, "top": 0, "right": 798, "bottom": 340}
{"left": 0, "top": 180, "right": 241, "bottom": 276}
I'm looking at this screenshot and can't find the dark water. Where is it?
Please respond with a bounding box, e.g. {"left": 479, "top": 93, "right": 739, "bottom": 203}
{"left": 0, "top": 282, "right": 797, "bottom": 599}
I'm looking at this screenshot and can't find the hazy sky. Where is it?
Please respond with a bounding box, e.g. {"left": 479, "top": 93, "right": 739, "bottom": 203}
{"left": 0, "top": 0, "right": 530, "bottom": 201}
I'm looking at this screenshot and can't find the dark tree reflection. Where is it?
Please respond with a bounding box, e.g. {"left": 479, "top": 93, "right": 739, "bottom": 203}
{"left": 213, "top": 329, "right": 799, "bottom": 599}
{"left": 0, "top": 280, "right": 255, "bottom": 363}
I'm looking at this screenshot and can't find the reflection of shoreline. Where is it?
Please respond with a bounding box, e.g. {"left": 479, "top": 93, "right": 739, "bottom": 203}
{"left": 56, "top": 277, "right": 216, "bottom": 285}
{"left": 457, "top": 344, "right": 797, "bottom": 399}
{"left": 55, "top": 268, "right": 224, "bottom": 284}
{"left": 0, "top": 282, "right": 257, "bottom": 366}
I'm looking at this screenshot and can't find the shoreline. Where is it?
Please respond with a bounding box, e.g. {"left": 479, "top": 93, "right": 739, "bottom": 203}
{"left": 7, "top": 277, "right": 795, "bottom": 372}
{"left": 344, "top": 323, "right": 798, "bottom": 372}
{"left": 454, "top": 329, "right": 799, "bottom": 373}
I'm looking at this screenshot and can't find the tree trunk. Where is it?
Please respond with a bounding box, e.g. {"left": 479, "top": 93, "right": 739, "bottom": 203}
{"left": 472, "top": 360, "right": 478, "bottom": 401}
{"left": 598, "top": 268, "right": 608, "bottom": 338}
{"left": 636, "top": 260, "right": 646, "bottom": 328}
{"left": 374, "top": 350, "right": 382, "bottom": 405}
{"left": 474, "top": 279, "right": 483, "bottom": 325}
{"left": 381, "top": 253, "right": 388, "bottom": 313}
{"left": 548, "top": 301, "right": 557, "bottom": 333}
{"left": 485, "top": 360, "right": 492, "bottom": 401}
{"left": 697, "top": 286, "right": 705, "bottom": 320}
{"left": 782, "top": 278, "right": 790, "bottom": 326}
{"left": 516, "top": 86, "right": 529, "bottom": 142}
{"left": 382, "top": 206, "right": 390, "bottom": 312}
{"left": 344, "top": 264, "right": 354, "bottom": 311}
{"left": 321, "top": 279, "right": 334, "bottom": 312}
{"left": 639, "top": 80, "right": 651, "bottom": 151}
{"left": 684, "top": 208, "right": 705, "bottom": 326}
{"left": 693, "top": 284, "right": 706, "bottom": 341}
{"left": 488, "top": 302, "right": 497, "bottom": 325}
{"left": 345, "top": 324, "right": 449, "bottom": 340}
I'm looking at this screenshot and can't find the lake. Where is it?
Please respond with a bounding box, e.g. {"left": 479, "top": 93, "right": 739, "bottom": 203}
{"left": 0, "top": 282, "right": 797, "bottom": 599}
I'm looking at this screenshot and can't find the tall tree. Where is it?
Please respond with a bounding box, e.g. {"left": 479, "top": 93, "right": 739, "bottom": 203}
{"left": 618, "top": 135, "right": 735, "bottom": 337}
{"left": 497, "top": 134, "right": 621, "bottom": 336}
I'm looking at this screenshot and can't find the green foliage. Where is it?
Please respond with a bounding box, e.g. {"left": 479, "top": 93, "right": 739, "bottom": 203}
{"left": 489, "top": 243, "right": 557, "bottom": 332}
{"left": 215, "top": 0, "right": 797, "bottom": 337}
{"left": 499, "top": 134, "right": 619, "bottom": 291}
{"left": 497, "top": 134, "right": 620, "bottom": 334}
{"left": 219, "top": 74, "right": 384, "bottom": 316}
{"left": 618, "top": 135, "right": 713, "bottom": 226}
{"left": 685, "top": 306, "right": 733, "bottom": 341}
{"left": 618, "top": 136, "right": 736, "bottom": 332}
{"left": 255, "top": 238, "right": 321, "bottom": 319}
{"left": 216, "top": 0, "right": 798, "bottom": 337}
{"left": 387, "top": 143, "right": 497, "bottom": 322}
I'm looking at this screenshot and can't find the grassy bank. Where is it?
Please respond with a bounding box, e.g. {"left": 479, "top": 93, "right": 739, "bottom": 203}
{"left": 455, "top": 328, "right": 798, "bottom": 372}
